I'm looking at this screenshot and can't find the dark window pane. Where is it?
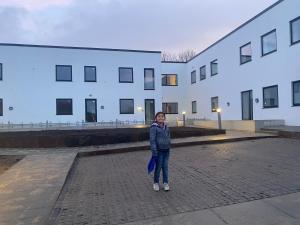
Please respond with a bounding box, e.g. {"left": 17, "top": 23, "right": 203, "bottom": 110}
{"left": 263, "top": 86, "right": 278, "bottom": 108}
{"left": 0, "top": 63, "right": 2, "bottom": 80}
{"left": 211, "top": 60, "right": 218, "bottom": 76}
{"left": 262, "top": 30, "right": 277, "bottom": 56}
{"left": 56, "top": 99, "right": 73, "bottom": 115}
{"left": 240, "top": 43, "right": 252, "bottom": 64}
{"left": 120, "top": 99, "right": 134, "bottom": 114}
{"left": 162, "top": 103, "right": 178, "bottom": 114}
{"left": 192, "top": 101, "right": 197, "bottom": 113}
{"left": 191, "top": 70, "right": 196, "bottom": 84}
{"left": 56, "top": 65, "right": 72, "bottom": 81}
{"left": 200, "top": 66, "right": 206, "bottom": 80}
{"left": 293, "top": 81, "right": 300, "bottom": 106}
{"left": 291, "top": 17, "right": 300, "bottom": 44}
{"left": 162, "top": 74, "right": 177, "bottom": 86}
{"left": 211, "top": 97, "right": 219, "bottom": 112}
{"left": 119, "top": 68, "right": 133, "bottom": 83}
{"left": 144, "top": 69, "right": 155, "bottom": 90}
{"left": 84, "top": 66, "right": 96, "bottom": 82}
{"left": 0, "top": 99, "right": 3, "bottom": 116}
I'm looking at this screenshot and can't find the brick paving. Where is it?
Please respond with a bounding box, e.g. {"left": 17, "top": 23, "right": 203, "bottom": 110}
{"left": 0, "top": 155, "right": 23, "bottom": 175}
{"left": 48, "top": 138, "right": 300, "bottom": 225}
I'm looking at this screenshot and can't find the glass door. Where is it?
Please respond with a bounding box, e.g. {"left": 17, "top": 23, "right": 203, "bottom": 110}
{"left": 85, "top": 99, "right": 97, "bottom": 122}
{"left": 145, "top": 99, "right": 155, "bottom": 124}
{"left": 241, "top": 90, "right": 253, "bottom": 120}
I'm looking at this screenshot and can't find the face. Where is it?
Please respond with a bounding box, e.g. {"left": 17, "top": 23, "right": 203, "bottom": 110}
{"left": 156, "top": 113, "right": 165, "bottom": 123}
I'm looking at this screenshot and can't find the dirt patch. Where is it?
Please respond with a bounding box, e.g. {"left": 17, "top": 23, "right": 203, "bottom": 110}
{"left": 0, "top": 155, "right": 24, "bottom": 175}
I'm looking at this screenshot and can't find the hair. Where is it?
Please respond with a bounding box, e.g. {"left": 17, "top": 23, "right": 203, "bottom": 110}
{"left": 154, "top": 111, "right": 165, "bottom": 121}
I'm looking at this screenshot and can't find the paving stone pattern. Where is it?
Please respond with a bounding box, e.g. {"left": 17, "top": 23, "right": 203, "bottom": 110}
{"left": 49, "top": 138, "right": 300, "bottom": 225}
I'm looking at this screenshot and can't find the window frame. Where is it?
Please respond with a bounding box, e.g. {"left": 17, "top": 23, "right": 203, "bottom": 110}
{"left": 144, "top": 68, "right": 155, "bottom": 90}
{"left": 0, "top": 63, "right": 2, "bottom": 81}
{"left": 262, "top": 85, "right": 279, "bottom": 109}
{"left": 211, "top": 96, "right": 219, "bottom": 112}
{"left": 56, "top": 98, "right": 73, "bottom": 115}
{"left": 240, "top": 42, "right": 252, "bottom": 65}
{"left": 119, "top": 98, "right": 134, "bottom": 114}
{"left": 261, "top": 29, "right": 277, "bottom": 57}
{"left": 56, "top": 65, "right": 72, "bottom": 82}
{"left": 0, "top": 99, "right": 3, "bottom": 116}
{"left": 200, "top": 65, "right": 206, "bottom": 81}
{"left": 162, "top": 102, "right": 178, "bottom": 114}
{"left": 119, "top": 67, "right": 134, "bottom": 83}
{"left": 84, "top": 66, "right": 97, "bottom": 82}
{"left": 292, "top": 80, "right": 300, "bottom": 106}
{"left": 210, "top": 59, "right": 218, "bottom": 76}
{"left": 162, "top": 74, "right": 178, "bottom": 86}
{"left": 191, "top": 70, "right": 196, "bottom": 84}
{"left": 290, "top": 16, "right": 300, "bottom": 46}
{"left": 192, "top": 101, "right": 197, "bottom": 114}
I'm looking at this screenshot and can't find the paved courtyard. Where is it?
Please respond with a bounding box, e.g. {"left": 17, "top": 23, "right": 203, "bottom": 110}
{"left": 48, "top": 138, "right": 300, "bottom": 225}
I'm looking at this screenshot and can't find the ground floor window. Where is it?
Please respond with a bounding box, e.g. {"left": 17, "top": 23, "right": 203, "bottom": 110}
{"left": 263, "top": 85, "right": 278, "bottom": 108}
{"left": 293, "top": 80, "right": 300, "bottom": 106}
{"left": 120, "top": 99, "right": 134, "bottom": 114}
{"left": 162, "top": 103, "right": 178, "bottom": 114}
{"left": 192, "top": 101, "right": 197, "bottom": 113}
{"left": 211, "top": 97, "right": 219, "bottom": 112}
{"left": 56, "top": 99, "right": 73, "bottom": 115}
{"left": 0, "top": 99, "right": 3, "bottom": 116}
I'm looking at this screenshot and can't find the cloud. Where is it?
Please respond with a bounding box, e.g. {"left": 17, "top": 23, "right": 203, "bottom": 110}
{"left": 0, "top": 0, "right": 74, "bottom": 11}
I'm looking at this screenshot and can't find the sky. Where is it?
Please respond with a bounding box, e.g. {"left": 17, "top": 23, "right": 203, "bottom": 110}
{"left": 0, "top": 0, "right": 279, "bottom": 54}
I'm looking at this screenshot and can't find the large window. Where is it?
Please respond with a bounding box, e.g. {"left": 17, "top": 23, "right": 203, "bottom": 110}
{"left": 56, "top": 99, "right": 73, "bottom": 115}
{"left": 211, "top": 97, "right": 219, "bottom": 112}
{"left": 0, "top": 63, "right": 2, "bottom": 81}
{"left": 0, "top": 99, "right": 3, "bottom": 116}
{"left": 263, "top": 85, "right": 278, "bottom": 108}
{"left": 200, "top": 66, "right": 206, "bottom": 80}
{"left": 210, "top": 59, "right": 218, "bottom": 76}
{"left": 119, "top": 67, "right": 133, "bottom": 83}
{"left": 292, "top": 80, "right": 300, "bottom": 106}
{"left": 191, "top": 70, "right": 196, "bottom": 84}
{"left": 56, "top": 65, "right": 72, "bottom": 81}
{"left": 261, "top": 29, "right": 277, "bottom": 56}
{"left": 120, "top": 99, "right": 134, "bottom": 114}
{"left": 240, "top": 42, "right": 252, "bottom": 64}
{"left": 290, "top": 16, "right": 300, "bottom": 45}
{"left": 144, "top": 68, "right": 155, "bottom": 90}
{"left": 162, "top": 103, "right": 178, "bottom": 114}
{"left": 84, "top": 66, "right": 97, "bottom": 82}
{"left": 192, "top": 101, "right": 197, "bottom": 114}
{"left": 162, "top": 74, "right": 178, "bottom": 86}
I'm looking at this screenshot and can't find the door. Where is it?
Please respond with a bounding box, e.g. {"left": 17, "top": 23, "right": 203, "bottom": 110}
{"left": 85, "top": 99, "right": 97, "bottom": 122}
{"left": 145, "top": 99, "right": 155, "bottom": 124}
{"left": 241, "top": 90, "right": 253, "bottom": 120}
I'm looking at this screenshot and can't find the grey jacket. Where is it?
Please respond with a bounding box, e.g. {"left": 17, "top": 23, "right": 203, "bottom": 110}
{"left": 149, "top": 122, "right": 171, "bottom": 156}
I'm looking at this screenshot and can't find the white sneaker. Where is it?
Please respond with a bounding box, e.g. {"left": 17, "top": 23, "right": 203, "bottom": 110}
{"left": 163, "top": 183, "right": 170, "bottom": 191}
{"left": 153, "top": 183, "right": 159, "bottom": 191}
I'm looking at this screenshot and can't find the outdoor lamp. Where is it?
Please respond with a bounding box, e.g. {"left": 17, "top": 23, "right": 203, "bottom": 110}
{"left": 182, "top": 111, "right": 186, "bottom": 127}
{"left": 217, "top": 108, "right": 222, "bottom": 130}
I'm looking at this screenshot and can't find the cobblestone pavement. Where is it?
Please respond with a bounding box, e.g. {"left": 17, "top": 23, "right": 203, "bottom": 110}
{"left": 48, "top": 138, "right": 300, "bottom": 225}
{"left": 0, "top": 155, "right": 23, "bottom": 175}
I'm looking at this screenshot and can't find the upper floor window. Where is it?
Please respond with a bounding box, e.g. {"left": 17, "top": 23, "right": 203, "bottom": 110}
{"left": 162, "top": 74, "right": 178, "bottom": 86}
{"left": 292, "top": 80, "right": 300, "bottom": 106}
{"left": 261, "top": 29, "right": 277, "bottom": 56}
{"left": 192, "top": 101, "right": 197, "bottom": 113}
{"left": 210, "top": 59, "right": 218, "bottom": 76}
{"left": 290, "top": 16, "right": 300, "bottom": 45}
{"left": 240, "top": 42, "right": 252, "bottom": 64}
{"left": 120, "top": 99, "right": 134, "bottom": 114}
{"left": 0, "top": 63, "right": 2, "bottom": 81}
{"left": 119, "top": 67, "right": 133, "bottom": 83}
{"left": 200, "top": 66, "right": 206, "bottom": 80}
{"left": 211, "top": 97, "right": 219, "bottom": 112}
{"left": 0, "top": 99, "right": 3, "bottom": 116}
{"left": 144, "top": 68, "right": 155, "bottom": 90}
{"left": 56, "top": 65, "right": 72, "bottom": 82}
{"left": 191, "top": 70, "right": 196, "bottom": 84}
{"left": 56, "top": 99, "right": 73, "bottom": 115}
{"left": 162, "top": 102, "right": 178, "bottom": 114}
{"left": 84, "top": 66, "right": 97, "bottom": 82}
{"left": 263, "top": 85, "right": 278, "bottom": 108}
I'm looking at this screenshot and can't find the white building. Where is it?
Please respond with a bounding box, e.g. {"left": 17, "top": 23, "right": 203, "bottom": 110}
{"left": 0, "top": 0, "right": 299, "bottom": 128}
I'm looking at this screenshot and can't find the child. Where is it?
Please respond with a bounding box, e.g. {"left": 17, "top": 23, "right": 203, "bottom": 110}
{"left": 149, "top": 112, "right": 171, "bottom": 191}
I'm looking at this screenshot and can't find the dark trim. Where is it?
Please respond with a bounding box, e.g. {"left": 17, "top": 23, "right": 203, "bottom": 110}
{"left": 241, "top": 90, "right": 253, "bottom": 120}
{"left": 162, "top": 102, "right": 178, "bottom": 114}
{"left": 119, "top": 99, "right": 134, "bottom": 114}
{"left": 56, "top": 65, "right": 72, "bottom": 82}
{"left": 84, "top": 66, "right": 97, "bottom": 82}
{"left": 191, "top": 70, "right": 196, "bottom": 84}
{"left": 210, "top": 59, "right": 218, "bottom": 76}
{"left": 200, "top": 65, "right": 206, "bottom": 81}
{"left": 161, "top": 74, "right": 178, "bottom": 86}
{"left": 144, "top": 68, "right": 155, "bottom": 90}
{"left": 119, "top": 67, "right": 134, "bottom": 83}
{"left": 0, "top": 98, "right": 3, "bottom": 116}
{"left": 192, "top": 101, "right": 197, "bottom": 114}
{"left": 187, "top": 0, "right": 284, "bottom": 62}
{"left": 240, "top": 42, "right": 252, "bottom": 65}
{"left": 56, "top": 98, "right": 73, "bottom": 115}
{"left": 261, "top": 29, "right": 277, "bottom": 57}
{"left": 290, "top": 16, "right": 300, "bottom": 46}
{"left": 292, "top": 80, "right": 300, "bottom": 106}
{"left": 211, "top": 96, "right": 219, "bottom": 112}
{"left": 145, "top": 99, "right": 155, "bottom": 123}
{"left": 161, "top": 61, "right": 187, "bottom": 64}
{"left": 0, "top": 43, "right": 161, "bottom": 54}
{"left": 85, "top": 99, "right": 97, "bottom": 122}
{"left": 0, "top": 63, "right": 2, "bottom": 81}
{"left": 262, "top": 85, "right": 279, "bottom": 108}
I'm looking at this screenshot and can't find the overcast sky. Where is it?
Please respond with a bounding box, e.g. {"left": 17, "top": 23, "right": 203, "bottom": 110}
{"left": 0, "top": 0, "right": 279, "bottom": 54}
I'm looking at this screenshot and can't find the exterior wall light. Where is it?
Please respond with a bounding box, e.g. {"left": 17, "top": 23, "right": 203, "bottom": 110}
{"left": 137, "top": 106, "right": 143, "bottom": 112}
{"left": 182, "top": 111, "right": 186, "bottom": 127}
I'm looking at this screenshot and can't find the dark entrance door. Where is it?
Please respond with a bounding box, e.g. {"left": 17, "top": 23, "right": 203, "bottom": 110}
{"left": 85, "top": 99, "right": 97, "bottom": 122}
{"left": 241, "top": 90, "right": 253, "bottom": 120}
{"left": 145, "top": 99, "right": 155, "bottom": 124}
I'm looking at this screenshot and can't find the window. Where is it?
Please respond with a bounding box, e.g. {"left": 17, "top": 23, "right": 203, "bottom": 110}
{"left": 56, "top": 99, "right": 73, "bottom": 115}
{"left": 119, "top": 67, "right": 133, "bottom": 83}
{"left": 84, "top": 66, "right": 97, "bottom": 82}
{"left": 0, "top": 99, "right": 3, "bottom": 116}
{"left": 240, "top": 42, "right": 252, "bottom": 64}
{"left": 162, "top": 103, "right": 178, "bottom": 114}
{"left": 292, "top": 80, "right": 300, "bottom": 106}
{"left": 0, "top": 63, "right": 2, "bottom": 81}
{"left": 200, "top": 66, "right": 206, "bottom": 80}
{"left": 261, "top": 29, "right": 277, "bottom": 56}
{"left": 120, "top": 99, "right": 134, "bottom": 114}
{"left": 211, "top": 97, "right": 219, "bottom": 112}
{"left": 263, "top": 85, "right": 278, "bottom": 108}
{"left": 56, "top": 65, "right": 72, "bottom": 81}
{"left": 290, "top": 16, "right": 300, "bottom": 45}
{"left": 192, "top": 101, "right": 197, "bottom": 113}
{"left": 144, "top": 68, "right": 155, "bottom": 90}
{"left": 162, "top": 74, "right": 178, "bottom": 86}
{"left": 191, "top": 70, "right": 196, "bottom": 84}
{"left": 210, "top": 59, "right": 218, "bottom": 76}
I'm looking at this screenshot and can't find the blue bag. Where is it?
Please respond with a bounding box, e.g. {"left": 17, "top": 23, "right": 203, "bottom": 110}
{"left": 147, "top": 156, "right": 157, "bottom": 174}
